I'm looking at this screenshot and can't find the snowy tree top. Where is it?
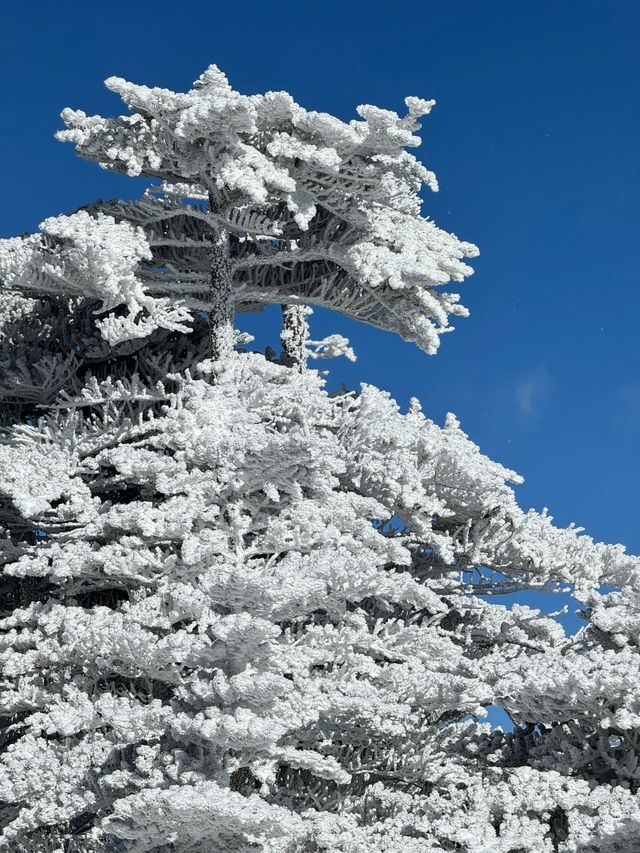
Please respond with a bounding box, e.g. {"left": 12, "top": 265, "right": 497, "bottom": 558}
{"left": 58, "top": 65, "right": 440, "bottom": 209}
{"left": 53, "top": 66, "right": 479, "bottom": 353}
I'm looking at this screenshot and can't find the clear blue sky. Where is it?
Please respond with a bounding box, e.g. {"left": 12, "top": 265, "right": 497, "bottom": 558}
{"left": 1, "top": 0, "right": 638, "bottom": 570}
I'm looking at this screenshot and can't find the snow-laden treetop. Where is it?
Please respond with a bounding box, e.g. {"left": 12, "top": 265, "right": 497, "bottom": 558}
{"left": 47, "top": 65, "right": 479, "bottom": 352}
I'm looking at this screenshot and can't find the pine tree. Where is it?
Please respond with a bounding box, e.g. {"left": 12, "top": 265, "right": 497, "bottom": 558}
{"left": 1, "top": 67, "right": 639, "bottom": 853}
{"left": 56, "top": 65, "right": 477, "bottom": 360}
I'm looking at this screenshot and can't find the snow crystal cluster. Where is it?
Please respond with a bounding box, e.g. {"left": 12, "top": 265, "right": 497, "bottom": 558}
{"left": 0, "top": 66, "right": 638, "bottom": 853}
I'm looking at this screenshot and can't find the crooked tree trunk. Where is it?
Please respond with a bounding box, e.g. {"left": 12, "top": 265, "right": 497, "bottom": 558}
{"left": 208, "top": 195, "right": 234, "bottom": 360}
{"left": 280, "top": 304, "right": 309, "bottom": 372}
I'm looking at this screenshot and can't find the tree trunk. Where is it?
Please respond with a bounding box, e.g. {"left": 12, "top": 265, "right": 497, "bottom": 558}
{"left": 280, "top": 304, "right": 309, "bottom": 372}
{"left": 208, "top": 196, "right": 234, "bottom": 360}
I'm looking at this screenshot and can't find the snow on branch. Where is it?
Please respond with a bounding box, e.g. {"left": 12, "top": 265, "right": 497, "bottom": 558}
{"left": 57, "top": 66, "right": 478, "bottom": 353}
{"left": 1, "top": 353, "right": 640, "bottom": 850}
{"left": 0, "top": 210, "right": 192, "bottom": 345}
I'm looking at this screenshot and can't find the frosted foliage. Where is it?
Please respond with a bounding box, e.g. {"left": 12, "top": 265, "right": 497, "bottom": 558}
{"left": 55, "top": 66, "right": 479, "bottom": 353}
{"left": 1, "top": 61, "right": 638, "bottom": 853}
{"left": 0, "top": 211, "right": 192, "bottom": 345}
{"left": 1, "top": 353, "right": 639, "bottom": 851}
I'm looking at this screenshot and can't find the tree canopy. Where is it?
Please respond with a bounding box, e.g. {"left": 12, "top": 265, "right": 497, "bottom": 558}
{"left": 0, "top": 67, "right": 639, "bottom": 853}
{"left": 55, "top": 66, "right": 478, "bottom": 354}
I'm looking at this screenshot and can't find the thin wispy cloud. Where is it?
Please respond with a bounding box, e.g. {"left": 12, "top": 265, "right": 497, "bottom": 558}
{"left": 616, "top": 383, "right": 640, "bottom": 426}
{"left": 515, "top": 371, "right": 551, "bottom": 417}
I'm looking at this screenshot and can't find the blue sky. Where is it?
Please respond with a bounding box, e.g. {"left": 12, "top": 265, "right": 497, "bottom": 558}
{"left": 1, "top": 0, "right": 638, "bottom": 585}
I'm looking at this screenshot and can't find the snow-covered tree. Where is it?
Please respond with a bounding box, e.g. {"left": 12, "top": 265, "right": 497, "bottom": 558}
{"left": 56, "top": 66, "right": 478, "bottom": 360}
{"left": 1, "top": 67, "right": 639, "bottom": 853}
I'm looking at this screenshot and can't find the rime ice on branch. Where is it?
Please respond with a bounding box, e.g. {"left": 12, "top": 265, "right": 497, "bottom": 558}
{"left": 0, "top": 210, "right": 193, "bottom": 346}
{"left": 1, "top": 354, "right": 640, "bottom": 851}
{"left": 55, "top": 65, "right": 478, "bottom": 358}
